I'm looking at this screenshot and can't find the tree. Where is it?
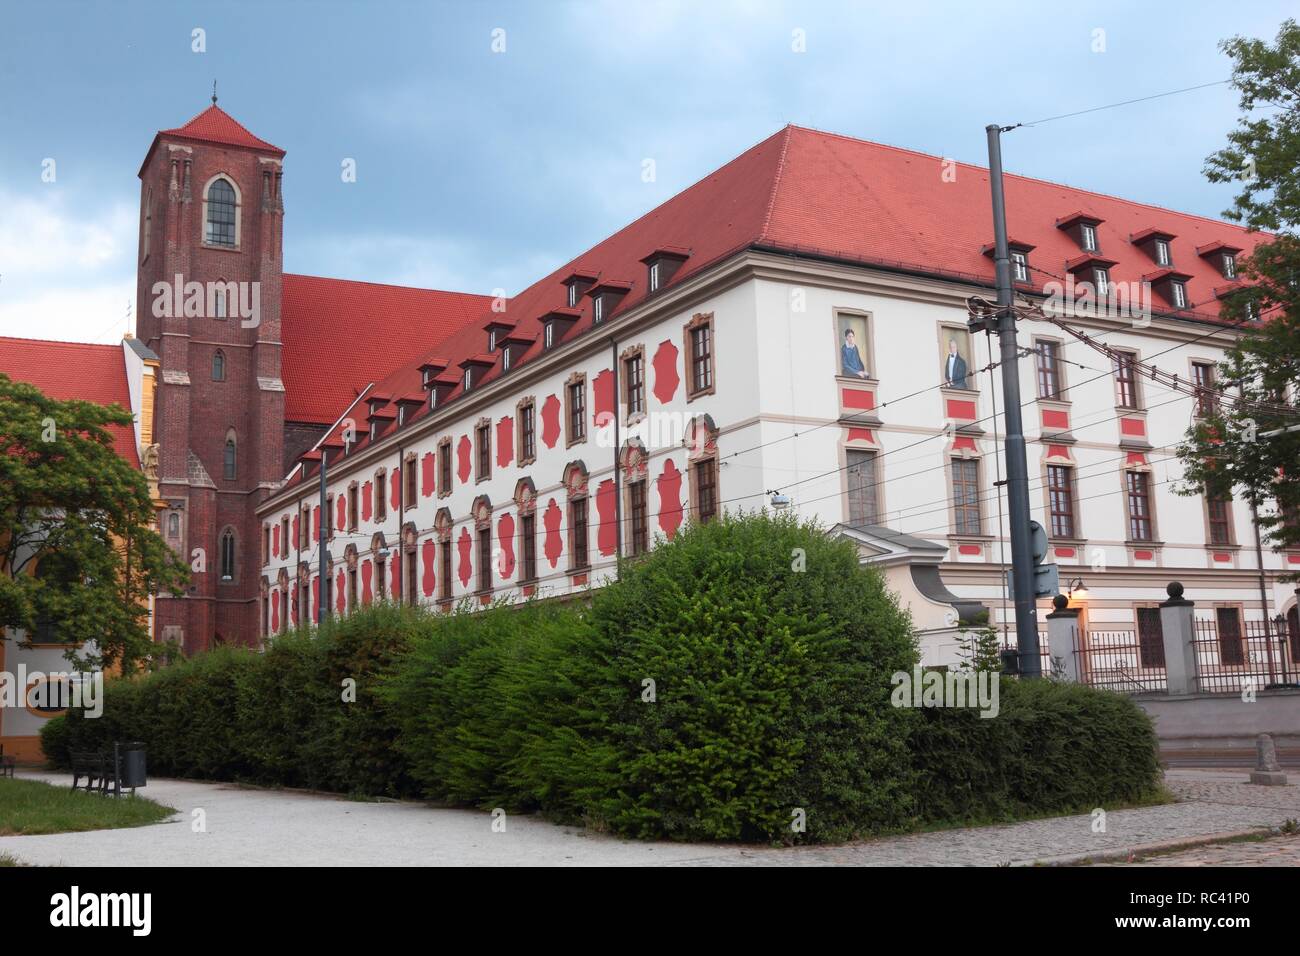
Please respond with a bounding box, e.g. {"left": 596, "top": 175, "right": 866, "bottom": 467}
{"left": 0, "top": 374, "right": 188, "bottom": 670}
{"left": 1178, "top": 19, "right": 1300, "bottom": 564}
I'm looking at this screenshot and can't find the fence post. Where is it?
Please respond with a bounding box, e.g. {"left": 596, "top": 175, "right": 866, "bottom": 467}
{"left": 1046, "top": 594, "right": 1081, "bottom": 682}
{"left": 1159, "top": 581, "right": 1197, "bottom": 695}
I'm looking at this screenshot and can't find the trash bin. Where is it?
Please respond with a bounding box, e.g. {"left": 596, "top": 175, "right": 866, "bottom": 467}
{"left": 117, "top": 741, "right": 147, "bottom": 790}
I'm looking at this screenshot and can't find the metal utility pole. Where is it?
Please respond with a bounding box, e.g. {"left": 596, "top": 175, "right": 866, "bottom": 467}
{"left": 318, "top": 451, "right": 329, "bottom": 623}
{"left": 985, "top": 124, "right": 1042, "bottom": 677}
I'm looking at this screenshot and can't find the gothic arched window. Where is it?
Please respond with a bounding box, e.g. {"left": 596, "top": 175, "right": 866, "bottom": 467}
{"left": 212, "top": 349, "right": 226, "bottom": 381}
{"left": 223, "top": 431, "right": 237, "bottom": 480}
{"left": 205, "top": 177, "right": 237, "bottom": 247}
{"left": 220, "top": 528, "right": 236, "bottom": 581}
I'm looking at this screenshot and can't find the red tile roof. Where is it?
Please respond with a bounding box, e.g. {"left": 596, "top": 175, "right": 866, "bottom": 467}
{"left": 160, "top": 105, "right": 283, "bottom": 154}
{"left": 0, "top": 337, "right": 140, "bottom": 467}
{"left": 280, "top": 274, "right": 495, "bottom": 424}
{"left": 295, "top": 124, "right": 1272, "bottom": 468}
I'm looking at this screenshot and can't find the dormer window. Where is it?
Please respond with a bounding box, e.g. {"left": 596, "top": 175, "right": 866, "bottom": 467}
{"left": 488, "top": 329, "right": 498, "bottom": 351}
{"left": 640, "top": 248, "right": 689, "bottom": 295}
{"left": 429, "top": 389, "right": 439, "bottom": 410}
{"left": 648, "top": 261, "right": 661, "bottom": 292}
{"left": 1081, "top": 224, "right": 1097, "bottom": 252}
{"left": 1057, "top": 212, "right": 1104, "bottom": 254}
{"left": 567, "top": 285, "right": 578, "bottom": 308}
{"left": 1223, "top": 254, "right": 1236, "bottom": 279}
{"left": 594, "top": 297, "right": 604, "bottom": 323}
{"left": 463, "top": 367, "right": 472, "bottom": 390}
{"left": 369, "top": 421, "right": 378, "bottom": 441}
{"left": 1094, "top": 267, "right": 1110, "bottom": 297}
{"left": 1171, "top": 280, "right": 1187, "bottom": 309}
{"left": 1011, "top": 251, "right": 1029, "bottom": 282}
{"left": 398, "top": 405, "right": 406, "bottom": 426}
{"left": 502, "top": 348, "right": 512, "bottom": 371}
{"left": 545, "top": 322, "right": 555, "bottom": 349}
{"left": 1155, "top": 239, "right": 1170, "bottom": 266}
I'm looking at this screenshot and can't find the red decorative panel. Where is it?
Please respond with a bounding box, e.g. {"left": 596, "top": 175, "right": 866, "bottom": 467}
{"left": 271, "top": 591, "right": 279, "bottom": 632}
{"left": 391, "top": 468, "right": 402, "bottom": 512}
{"left": 312, "top": 577, "right": 319, "bottom": 623}
{"left": 456, "top": 434, "right": 471, "bottom": 485}
{"left": 596, "top": 479, "right": 617, "bottom": 556}
{"left": 457, "top": 527, "right": 473, "bottom": 588}
{"left": 1041, "top": 409, "right": 1069, "bottom": 430}
{"left": 1054, "top": 547, "right": 1076, "bottom": 559}
{"left": 496, "top": 416, "right": 514, "bottom": 469}
{"left": 1212, "top": 552, "right": 1231, "bottom": 562}
{"left": 421, "top": 538, "right": 435, "bottom": 596}
{"left": 336, "top": 570, "right": 346, "bottom": 614}
{"left": 361, "top": 559, "right": 373, "bottom": 605}
{"left": 362, "top": 481, "right": 373, "bottom": 522}
{"left": 1288, "top": 554, "right": 1300, "bottom": 565}
{"left": 657, "top": 459, "right": 684, "bottom": 540}
{"left": 497, "top": 512, "right": 515, "bottom": 579}
{"left": 1126, "top": 452, "right": 1147, "bottom": 466}
{"left": 421, "top": 451, "right": 435, "bottom": 497}
{"left": 541, "top": 394, "right": 561, "bottom": 449}
{"left": 290, "top": 590, "right": 298, "bottom": 627}
{"left": 543, "top": 498, "right": 563, "bottom": 567}
{"left": 958, "top": 544, "right": 982, "bottom": 556}
{"left": 479, "top": 593, "right": 492, "bottom": 606}
{"left": 522, "top": 584, "right": 535, "bottom": 598}
{"left": 272, "top": 524, "right": 280, "bottom": 559}
{"left": 1120, "top": 417, "right": 1146, "bottom": 437}
{"left": 572, "top": 573, "right": 588, "bottom": 586}
{"left": 1047, "top": 444, "right": 1070, "bottom": 461}
{"left": 842, "top": 388, "right": 874, "bottom": 411}
{"left": 1134, "top": 549, "right": 1154, "bottom": 561}
{"left": 593, "top": 368, "right": 614, "bottom": 428}
{"left": 336, "top": 495, "right": 347, "bottom": 531}
{"left": 312, "top": 506, "right": 320, "bottom": 543}
{"left": 652, "top": 340, "right": 679, "bottom": 405}
{"left": 292, "top": 514, "right": 300, "bottom": 548}
{"left": 846, "top": 427, "right": 875, "bottom": 444}
{"left": 947, "top": 399, "right": 977, "bottom": 420}
{"left": 953, "top": 436, "right": 977, "bottom": 453}
{"left": 391, "top": 558, "right": 401, "bottom": 600}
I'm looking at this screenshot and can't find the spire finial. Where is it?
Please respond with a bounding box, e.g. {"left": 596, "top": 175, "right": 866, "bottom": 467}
{"left": 211, "top": 80, "right": 218, "bottom": 106}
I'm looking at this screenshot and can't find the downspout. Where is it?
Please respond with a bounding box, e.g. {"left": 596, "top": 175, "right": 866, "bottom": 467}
{"left": 611, "top": 336, "right": 622, "bottom": 571}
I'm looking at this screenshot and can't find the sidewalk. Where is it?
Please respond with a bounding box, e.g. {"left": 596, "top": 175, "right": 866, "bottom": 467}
{"left": 2, "top": 769, "right": 1296, "bottom": 866}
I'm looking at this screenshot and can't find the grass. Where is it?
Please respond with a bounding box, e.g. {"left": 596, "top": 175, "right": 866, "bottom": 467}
{"left": 0, "top": 778, "right": 176, "bottom": 836}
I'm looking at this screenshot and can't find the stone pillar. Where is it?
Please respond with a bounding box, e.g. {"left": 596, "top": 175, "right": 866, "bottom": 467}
{"left": 1046, "top": 594, "right": 1081, "bottom": 682}
{"left": 1159, "top": 581, "right": 1198, "bottom": 696}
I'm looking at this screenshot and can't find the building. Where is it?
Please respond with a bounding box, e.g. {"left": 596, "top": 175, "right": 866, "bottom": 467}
{"left": 0, "top": 335, "right": 162, "bottom": 760}
{"left": 127, "top": 106, "right": 1298, "bottom": 662}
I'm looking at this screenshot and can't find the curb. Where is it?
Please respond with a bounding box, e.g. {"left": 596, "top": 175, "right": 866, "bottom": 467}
{"left": 1027, "top": 827, "right": 1277, "bottom": 866}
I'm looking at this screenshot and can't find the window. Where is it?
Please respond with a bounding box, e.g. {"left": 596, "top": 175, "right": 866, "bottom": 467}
{"left": 439, "top": 539, "right": 452, "bottom": 600}
{"left": 348, "top": 485, "right": 359, "bottom": 531}
{"left": 169, "top": 513, "right": 181, "bottom": 539}
{"left": 406, "top": 550, "right": 418, "bottom": 606}
{"left": 567, "top": 378, "right": 586, "bottom": 444}
{"left": 846, "top": 449, "right": 879, "bottom": 526}
{"left": 1081, "top": 223, "right": 1097, "bottom": 252}
{"left": 476, "top": 422, "right": 491, "bottom": 481}
{"left": 1207, "top": 495, "right": 1233, "bottom": 547}
{"left": 212, "top": 350, "right": 226, "bottom": 381}
{"left": 628, "top": 479, "right": 648, "bottom": 556}
{"left": 376, "top": 559, "right": 387, "bottom": 601}
{"left": 544, "top": 322, "right": 555, "bottom": 349}
{"left": 649, "top": 261, "right": 661, "bottom": 292}
{"left": 376, "top": 470, "right": 387, "bottom": 521}
{"left": 281, "top": 517, "right": 289, "bottom": 555}
{"left": 1171, "top": 280, "right": 1187, "bottom": 309}
{"left": 1011, "top": 251, "right": 1029, "bottom": 282}
{"left": 1216, "top": 607, "right": 1244, "bottom": 665}
{"left": 570, "top": 497, "right": 589, "bottom": 569}
{"left": 1047, "top": 465, "right": 1075, "bottom": 539}
{"left": 438, "top": 441, "right": 452, "bottom": 495}
{"left": 213, "top": 288, "right": 227, "bottom": 319}
{"left": 502, "top": 348, "right": 512, "bottom": 371}
{"left": 951, "top": 458, "right": 981, "bottom": 536}
{"left": 686, "top": 313, "right": 714, "bottom": 398}
{"left": 405, "top": 459, "right": 417, "bottom": 508}
{"left": 326, "top": 496, "right": 335, "bottom": 540}
{"left": 348, "top": 566, "right": 358, "bottom": 610}
{"left": 1192, "top": 361, "right": 1216, "bottom": 417}
{"left": 694, "top": 458, "right": 718, "bottom": 524}
{"left": 593, "top": 296, "right": 604, "bottom": 324}
{"left": 1093, "top": 266, "right": 1109, "bottom": 297}
{"left": 205, "top": 178, "right": 237, "bottom": 246}
{"left": 624, "top": 350, "right": 645, "bottom": 417}
{"left": 519, "top": 401, "right": 536, "bottom": 463}
{"left": 220, "top": 529, "right": 235, "bottom": 581}
{"left": 1155, "top": 239, "right": 1170, "bottom": 266}
{"left": 1126, "top": 471, "right": 1153, "bottom": 542}
{"left": 1136, "top": 607, "right": 1166, "bottom": 668}
{"left": 520, "top": 513, "right": 537, "bottom": 582}
{"left": 223, "top": 435, "right": 237, "bottom": 480}
{"left": 477, "top": 527, "right": 492, "bottom": 592}
{"left": 488, "top": 329, "right": 498, "bottom": 352}
{"left": 1114, "top": 351, "right": 1139, "bottom": 409}
{"left": 463, "top": 367, "right": 472, "bottom": 391}
{"left": 567, "top": 284, "right": 577, "bottom": 308}
{"left": 300, "top": 506, "right": 310, "bottom": 548}
{"left": 1035, "top": 340, "right": 1062, "bottom": 400}
{"left": 1223, "top": 254, "right": 1236, "bottom": 279}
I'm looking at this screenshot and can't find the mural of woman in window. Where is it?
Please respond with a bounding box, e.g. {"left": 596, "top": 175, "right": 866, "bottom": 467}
{"left": 837, "top": 315, "right": 870, "bottom": 379}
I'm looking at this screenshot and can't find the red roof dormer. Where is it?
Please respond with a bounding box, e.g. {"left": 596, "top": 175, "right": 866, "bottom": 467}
{"left": 563, "top": 268, "right": 600, "bottom": 308}
{"left": 1056, "top": 211, "right": 1105, "bottom": 253}
{"left": 640, "top": 246, "right": 691, "bottom": 294}
{"left": 586, "top": 279, "right": 633, "bottom": 325}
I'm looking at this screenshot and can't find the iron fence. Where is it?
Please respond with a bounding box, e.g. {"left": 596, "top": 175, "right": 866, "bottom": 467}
{"left": 1192, "top": 618, "right": 1297, "bottom": 695}
{"left": 1073, "top": 628, "right": 1168, "bottom": 693}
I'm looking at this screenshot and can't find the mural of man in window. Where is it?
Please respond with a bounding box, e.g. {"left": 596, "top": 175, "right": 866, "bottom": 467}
{"left": 943, "top": 333, "right": 969, "bottom": 389}
{"left": 839, "top": 322, "right": 869, "bottom": 378}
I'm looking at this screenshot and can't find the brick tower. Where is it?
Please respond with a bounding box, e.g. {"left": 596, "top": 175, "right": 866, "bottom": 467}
{"left": 135, "top": 100, "right": 286, "bottom": 653}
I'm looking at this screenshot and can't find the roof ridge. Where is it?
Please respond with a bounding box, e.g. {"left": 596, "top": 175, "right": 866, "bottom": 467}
{"left": 283, "top": 272, "right": 494, "bottom": 299}
{"left": 783, "top": 123, "right": 1266, "bottom": 235}
{"left": 758, "top": 125, "right": 794, "bottom": 243}
{"left": 0, "top": 335, "right": 122, "bottom": 350}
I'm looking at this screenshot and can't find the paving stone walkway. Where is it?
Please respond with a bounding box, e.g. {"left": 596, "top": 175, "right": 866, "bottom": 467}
{"left": 2, "top": 769, "right": 1296, "bottom": 866}
{"left": 1094, "top": 833, "right": 1300, "bottom": 866}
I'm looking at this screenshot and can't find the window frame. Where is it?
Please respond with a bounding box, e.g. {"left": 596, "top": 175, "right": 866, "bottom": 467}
{"left": 685, "top": 312, "right": 716, "bottom": 400}
{"left": 1125, "top": 470, "right": 1155, "bottom": 543}
{"left": 627, "top": 478, "right": 649, "bottom": 556}
{"left": 1034, "top": 338, "right": 1064, "bottom": 401}
{"left": 1046, "top": 463, "right": 1076, "bottom": 540}
{"left": 565, "top": 373, "right": 587, "bottom": 447}
{"left": 202, "top": 175, "right": 240, "bottom": 249}
{"left": 1113, "top": 350, "right": 1141, "bottom": 410}
{"left": 845, "top": 448, "right": 880, "bottom": 527}
{"left": 950, "top": 457, "right": 982, "bottom": 537}
{"left": 475, "top": 419, "right": 492, "bottom": 483}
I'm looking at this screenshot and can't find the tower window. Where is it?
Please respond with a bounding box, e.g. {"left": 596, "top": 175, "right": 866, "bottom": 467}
{"left": 220, "top": 529, "right": 236, "bottom": 581}
{"left": 205, "top": 178, "right": 237, "bottom": 247}
{"left": 223, "top": 435, "right": 237, "bottom": 480}
{"left": 212, "top": 349, "right": 226, "bottom": 381}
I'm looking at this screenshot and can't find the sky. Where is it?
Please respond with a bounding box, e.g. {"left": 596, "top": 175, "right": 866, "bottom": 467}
{"left": 0, "top": 0, "right": 1292, "bottom": 344}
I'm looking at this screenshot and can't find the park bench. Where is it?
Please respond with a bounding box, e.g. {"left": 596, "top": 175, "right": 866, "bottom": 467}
{"left": 70, "top": 750, "right": 112, "bottom": 794}
{"left": 0, "top": 744, "right": 14, "bottom": 778}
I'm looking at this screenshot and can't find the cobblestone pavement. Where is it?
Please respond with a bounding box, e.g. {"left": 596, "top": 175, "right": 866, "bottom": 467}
{"left": 2, "top": 769, "right": 1296, "bottom": 866}
{"left": 1094, "top": 833, "right": 1300, "bottom": 866}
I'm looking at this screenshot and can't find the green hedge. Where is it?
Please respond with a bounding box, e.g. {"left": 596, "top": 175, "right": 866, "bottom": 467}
{"left": 44, "top": 512, "right": 1162, "bottom": 843}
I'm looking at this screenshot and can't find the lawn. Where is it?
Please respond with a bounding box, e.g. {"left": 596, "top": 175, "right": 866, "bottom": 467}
{"left": 0, "top": 778, "right": 175, "bottom": 836}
